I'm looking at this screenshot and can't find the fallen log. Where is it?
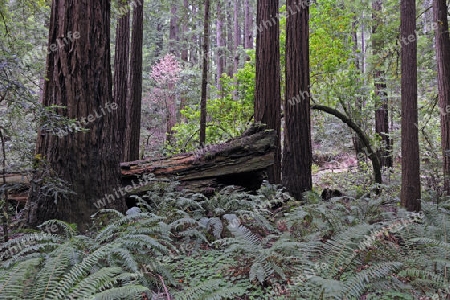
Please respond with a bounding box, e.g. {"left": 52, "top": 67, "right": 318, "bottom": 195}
{"left": 121, "top": 124, "right": 276, "bottom": 194}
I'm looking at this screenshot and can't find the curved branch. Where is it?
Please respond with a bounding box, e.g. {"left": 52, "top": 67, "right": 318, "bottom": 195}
{"left": 311, "top": 105, "right": 382, "bottom": 189}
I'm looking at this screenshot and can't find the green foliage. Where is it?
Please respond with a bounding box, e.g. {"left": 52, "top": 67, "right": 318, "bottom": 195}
{"left": 168, "top": 51, "right": 255, "bottom": 153}
{"left": 0, "top": 210, "right": 177, "bottom": 299}
{"left": 2, "top": 179, "right": 450, "bottom": 299}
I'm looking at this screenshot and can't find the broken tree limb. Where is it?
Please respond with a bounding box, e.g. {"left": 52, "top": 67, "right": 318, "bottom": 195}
{"left": 311, "top": 104, "right": 382, "bottom": 189}
{"left": 120, "top": 124, "right": 276, "bottom": 193}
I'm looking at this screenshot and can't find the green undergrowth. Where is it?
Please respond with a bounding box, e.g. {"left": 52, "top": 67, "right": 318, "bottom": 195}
{"left": 1, "top": 177, "right": 450, "bottom": 299}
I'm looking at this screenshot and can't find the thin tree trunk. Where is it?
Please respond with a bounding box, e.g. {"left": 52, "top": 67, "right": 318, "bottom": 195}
{"left": 124, "top": 0, "right": 144, "bottom": 161}
{"left": 255, "top": 0, "right": 281, "bottom": 184}
{"left": 190, "top": 4, "right": 198, "bottom": 65}
{"left": 169, "top": 2, "right": 179, "bottom": 56}
{"left": 233, "top": 0, "right": 241, "bottom": 74}
{"left": 216, "top": 0, "right": 225, "bottom": 92}
{"left": 114, "top": 0, "right": 130, "bottom": 162}
{"left": 155, "top": 22, "right": 163, "bottom": 58}
{"left": 181, "top": 0, "right": 189, "bottom": 62}
{"left": 179, "top": 0, "right": 189, "bottom": 122}
{"left": 244, "top": 0, "right": 253, "bottom": 49}
{"left": 400, "top": 0, "right": 421, "bottom": 211}
{"left": 26, "top": 0, "right": 123, "bottom": 231}
{"left": 200, "top": 0, "right": 210, "bottom": 146}
{"left": 282, "top": 1, "right": 312, "bottom": 200}
{"left": 227, "top": 0, "right": 234, "bottom": 77}
{"left": 373, "top": 0, "right": 392, "bottom": 168}
{"left": 434, "top": 0, "right": 450, "bottom": 194}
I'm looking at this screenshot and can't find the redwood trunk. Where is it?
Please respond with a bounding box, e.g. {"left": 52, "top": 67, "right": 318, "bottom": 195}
{"left": 233, "top": 0, "right": 241, "bottom": 73}
{"left": 282, "top": 0, "right": 312, "bottom": 199}
{"left": 400, "top": 0, "right": 421, "bottom": 211}
{"left": 434, "top": 0, "right": 450, "bottom": 194}
{"left": 244, "top": 0, "right": 254, "bottom": 49}
{"left": 27, "top": 0, "right": 123, "bottom": 231}
{"left": 216, "top": 0, "right": 225, "bottom": 92}
{"left": 199, "top": 0, "right": 210, "bottom": 146}
{"left": 255, "top": 0, "right": 281, "bottom": 183}
{"left": 169, "top": 2, "right": 179, "bottom": 56}
{"left": 114, "top": 0, "right": 130, "bottom": 161}
{"left": 124, "top": 0, "right": 144, "bottom": 161}
{"left": 373, "top": 0, "right": 392, "bottom": 169}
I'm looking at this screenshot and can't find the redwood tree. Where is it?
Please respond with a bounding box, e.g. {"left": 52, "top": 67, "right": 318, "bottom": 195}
{"left": 199, "top": 0, "right": 210, "bottom": 146}
{"left": 400, "top": 0, "right": 421, "bottom": 211}
{"left": 244, "top": 0, "right": 254, "bottom": 49}
{"left": 434, "top": 0, "right": 450, "bottom": 195}
{"left": 114, "top": 0, "right": 130, "bottom": 161}
{"left": 282, "top": 0, "right": 312, "bottom": 199}
{"left": 373, "top": 0, "right": 392, "bottom": 168}
{"left": 27, "top": 0, "right": 123, "bottom": 231}
{"left": 124, "top": 0, "right": 144, "bottom": 161}
{"left": 255, "top": 0, "right": 281, "bottom": 183}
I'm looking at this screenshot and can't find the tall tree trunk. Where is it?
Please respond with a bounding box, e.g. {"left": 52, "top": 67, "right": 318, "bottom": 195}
{"left": 233, "top": 0, "right": 241, "bottom": 74}
{"left": 282, "top": 0, "right": 312, "bottom": 199}
{"left": 227, "top": 0, "right": 234, "bottom": 77}
{"left": 180, "top": 0, "right": 190, "bottom": 122}
{"left": 200, "top": 0, "right": 210, "bottom": 146}
{"left": 373, "top": 0, "right": 392, "bottom": 168}
{"left": 124, "top": 0, "right": 144, "bottom": 161}
{"left": 114, "top": 0, "right": 130, "bottom": 162}
{"left": 169, "top": 2, "right": 179, "bottom": 56}
{"left": 155, "top": 22, "right": 163, "bottom": 58}
{"left": 181, "top": 0, "right": 189, "bottom": 62}
{"left": 216, "top": 0, "right": 225, "bottom": 92}
{"left": 434, "top": 0, "right": 450, "bottom": 194}
{"left": 26, "top": 0, "right": 123, "bottom": 231}
{"left": 400, "top": 0, "right": 421, "bottom": 211}
{"left": 255, "top": 0, "right": 281, "bottom": 184}
{"left": 244, "top": 0, "right": 254, "bottom": 49}
{"left": 167, "top": 1, "right": 179, "bottom": 144}
{"left": 190, "top": 4, "right": 198, "bottom": 65}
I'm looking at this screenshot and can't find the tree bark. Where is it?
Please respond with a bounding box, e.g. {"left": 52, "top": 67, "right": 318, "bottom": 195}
{"left": 233, "top": 0, "right": 241, "bottom": 74}
{"left": 373, "top": 0, "right": 392, "bottom": 169}
{"left": 26, "top": 0, "right": 123, "bottom": 231}
{"left": 400, "top": 0, "right": 421, "bottom": 211}
{"left": 226, "top": 0, "right": 234, "bottom": 77}
{"left": 282, "top": 0, "right": 312, "bottom": 200}
{"left": 114, "top": 0, "right": 130, "bottom": 162}
{"left": 216, "top": 0, "right": 225, "bottom": 92}
{"left": 124, "top": 0, "right": 144, "bottom": 161}
{"left": 434, "top": 0, "right": 450, "bottom": 195}
{"left": 312, "top": 105, "right": 382, "bottom": 188}
{"left": 181, "top": 0, "right": 189, "bottom": 62}
{"left": 169, "top": 2, "right": 179, "bottom": 57}
{"left": 255, "top": 0, "right": 281, "bottom": 183}
{"left": 121, "top": 124, "right": 276, "bottom": 193}
{"left": 199, "top": 0, "right": 210, "bottom": 146}
{"left": 244, "top": 0, "right": 254, "bottom": 49}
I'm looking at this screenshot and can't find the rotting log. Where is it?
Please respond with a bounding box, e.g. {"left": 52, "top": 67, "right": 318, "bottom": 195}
{"left": 121, "top": 124, "right": 276, "bottom": 194}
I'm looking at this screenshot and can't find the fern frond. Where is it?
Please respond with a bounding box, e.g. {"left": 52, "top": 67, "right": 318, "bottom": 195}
{"left": 70, "top": 266, "right": 123, "bottom": 298}
{"left": 31, "top": 242, "right": 77, "bottom": 299}
{"left": 174, "top": 279, "right": 222, "bottom": 300}
{"left": 340, "top": 262, "right": 403, "bottom": 299}
{"left": 398, "top": 268, "right": 449, "bottom": 289}
{"left": 52, "top": 242, "right": 121, "bottom": 298}
{"left": 91, "top": 285, "right": 150, "bottom": 300}
{"left": 0, "top": 257, "right": 41, "bottom": 298}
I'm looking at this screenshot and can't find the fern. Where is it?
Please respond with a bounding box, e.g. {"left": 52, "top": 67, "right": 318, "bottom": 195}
{"left": 0, "top": 257, "right": 41, "bottom": 298}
